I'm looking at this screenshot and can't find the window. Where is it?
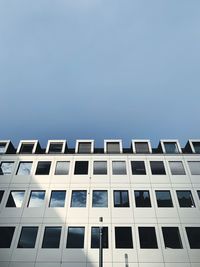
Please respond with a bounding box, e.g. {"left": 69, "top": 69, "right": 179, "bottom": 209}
{"left": 150, "top": 161, "right": 166, "bottom": 175}
{"left": 92, "top": 190, "right": 108, "bottom": 207}
{"left": 162, "top": 227, "right": 183, "bottom": 249}
{"left": 155, "top": 191, "right": 173, "bottom": 207}
{"left": 131, "top": 161, "right": 146, "bottom": 175}
{"left": 28, "top": 191, "right": 45, "bottom": 207}
{"left": 134, "top": 190, "right": 151, "bottom": 207}
{"left": 185, "top": 227, "right": 200, "bottom": 248}
{"left": 42, "top": 227, "right": 61, "bottom": 248}
{"left": 164, "top": 142, "right": 179, "bottom": 154}
{"left": 0, "top": 161, "right": 14, "bottom": 175}
{"left": 114, "top": 190, "right": 129, "bottom": 207}
{"left": 71, "top": 190, "right": 87, "bottom": 207}
{"left": 176, "top": 190, "right": 195, "bottom": 208}
{"left": 135, "top": 142, "right": 150, "bottom": 153}
{"left": 55, "top": 161, "right": 69, "bottom": 175}
{"left": 78, "top": 142, "right": 91, "bottom": 153}
{"left": 48, "top": 143, "right": 63, "bottom": 153}
{"left": 49, "top": 191, "right": 66, "bottom": 207}
{"left": 106, "top": 142, "right": 120, "bottom": 153}
{"left": 188, "top": 161, "right": 200, "bottom": 175}
{"left": 93, "top": 161, "right": 107, "bottom": 175}
{"left": 17, "top": 227, "right": 38, "bottom": 248}
{"left": 0, "top": 142, "right": 7, "bottom": 153}
{"left": 0, "top": 190, "right": 4, "bottom": 203}
{"left": 19, "top": 143, "right": 34, "bottom": 154}
{"left": 16, "top": 162, "right": 32, "bottom": 175}
{"left": 91, "top": 227, "right": 108, "bottom": 248}
{"left": 112, "top": 161, "right": 127, "bottom": 175}
{"left": 66, "top": 227, "right": 85, "bottom": 248}
{"left": 197, "top": 190, "right": 200, "bottom": 200}
{"left": 192, "top": 142, "right": 200, "bottom": 153}
{"left": 169, "top": 161, "right": 185, "bottom": 175}
{"left": 0, "top": 227, "right": 15, "bottom": 248}
{"left": 6, "top": 191, "right": 25, "bottom": 207}
{"left": 138, "top": 227, "right": 158, "bottom": 249}
{"left": 115, "top": 227, "right": 133, "bottom": 248}
{"left": 35, "top": 161, "right": 51, "bottom": 175}
{"left": 74, "top": 161, "right": 88, "bottom": 175}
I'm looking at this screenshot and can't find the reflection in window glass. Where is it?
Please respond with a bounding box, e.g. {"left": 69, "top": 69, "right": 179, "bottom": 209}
{"left": 93, "top": 161, "right": 107, "bottom": 175}
{"left": 169, "top": 161, "right": 185, "bottom": 175}
{"left": 186, "top": 227, "right": 200, "bottom": 248}
{"left": 134, "top": 190, "right": 151, "bottom": 207}
{"left": 55, "top": 161, "right": 69, "bottom": 175}
{"left": 176, "top": 190, "right": 195, "bottom": 208}
{"left": 17, "top": 227, "right": 38, "bottom": 248}
{"left": 28, "top": 191, "right": 45, "bottom": 207}
{"left": 188, "top": 161, "right": 200, "bottom": 175}
{"left": 162, "top": 227, "right": 183, "bottom": 249}
{"left": 131, "top": 161, "right": 146, "bottom": 175}
{"left": 107, "top": 142, "right": 120, "bottom": 153}
{"left": 92, "top": 191, "right": 108, "bottom": 207}
{"left": 135, "top": 142, "right": 149, "bottom": 153}
{"left": 49, "top": 191, "right": 66, "bottom": 207}
{"left": 0, "top": 162, "right": 14, "bottom": 175}
{"left": 115, "top": 227, "right": 133, "bottom": 248}
{"left": 6, "top": 191, "right": 25, "bottom": 207}
{"left": 155, "top": 191, "right": 173, "bottom": 207}
{"left": 16, "top": 162, "right": 32, "bottom": 175}
{"left": 78, "top": 142, "right": 91, "bottom": 153}
{"left": 91, "top": 227, "right": 108, "bottom": 248}
{"left": 112, "top": 161, "right": 127, "bottom": 175}
{"left": 71, "top": 191, "right": 87, "bottom": 207}
{"left": 138, "top": 227, "right": 158, "bottom": 249}
{"left": 42, "top": 227, "right": 61, "bottom": 248}
{"left": 164, "top": 142, "right": 179, "bottom": 154}
{"left": 35, "top": 161, "right": 51, "bottom": 175}
{"left": 0, "top": 190, "right": 4, "bottom": 203}
{"left": 66, "top": 227, "right": 85, "bottom": 248}
{"left": 114, "top": 190, "right": 129, "bottom": 207}
{"left": 74, "top": 161, "right": 88, "bottom": 175}
{"left": 150, "top": 161, "right": 166, "bottom": 175}
{"left": 0, "top": 227, "right": 15, "bottom": 248}
{"left": 0, "top": 143, "right": 7, "bottom": 153}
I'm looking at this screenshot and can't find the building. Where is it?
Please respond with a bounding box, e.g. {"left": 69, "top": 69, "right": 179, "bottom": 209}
{"left": 0, "top": 139, "right": 200, "bottom": 267}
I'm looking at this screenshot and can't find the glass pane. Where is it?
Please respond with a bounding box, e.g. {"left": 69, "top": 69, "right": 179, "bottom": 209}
{"left": 139, "top": 227, "right": 158, "bottom": 248}
{"left": 0, "top": 190, "right": 4, "bottom": 203}
{"left": 17, "top": 162, "right": 32, "bottom": 175}
{"left": 135, "top": 142, "right": 149, "bottom": 153}
{"left": 49, "top": 143, "right": 63, "bottom": 153}
{"left": 0, "top": 162, "right": 14, "bottom": 175}
{"left": 164, "top": 142, "right": 179, "bottom": 154}
{"left": 107, "top": 142, "right": 120, "bottom": 153}
{"left": 112, "top": 161, "right": 127, "bottom": 175}
{"left": 0, "top": 143, "right": 7, "bottom": 153}
{"left": 150, "top": 161, "right": 166, "bottom": 175}
{"left": 17, "top": 227, "right": 38, "bottom": 248}
{"left": 71, "top": 191, "right": 87, "bottom": 207}
{"left": 78, "top": 143, "right": 91, "bottom": 153}
{"left": 115, "top": 227, "right": 133, "bottom": 248}
{"left": 134, "top": 191, "right": 151, "bottom": 207}
{"left": 55, "top": 161, "right": 69, "bottom": 175}
{"left": 6, "top": 191, "right": 25, "bottom": 207}
{"left": 131, "top": 161, "right": 146, "bottom": 175}
{"left": 192, "top": 142, "right": 200, "bottom": 153}
{"left": 176, "top": 191, "right": 195, "bottom": 207}
{"left": 74, "top": 161, "right": 88, "bottom": 175}
{"left": 121, "top": 191, "right": 129, "bottom": 207}
{"left": 92, "top": 191, "right": 108, "bottom": 207}
{"left": 162, "top": 227, "right": 182, "bottom": 249}
{"left": 91, "top": 227, "right": 108, "bottom": 248}
{"left": 197, "top": 190, "right": 200, "bottom": 200}
{"left": 20, "top": 143, "right": 34, "bottom": 154}
{"left": 188, "top": 161, "right": 200, "bottom": 175}
{"left": 66, "top": 227, "right": 85, "bottom": 248}
{"left": 114, "top": 190, "right": 129, "bottom": 207}
{"left": 49, "top": 191, "right": 66, "bottom": 207}
{"left": 0, "top": 227, "right": 15, "bottom": 248}
{"left": 35, "top": 162, "right": 51, "bottom": 175}
{"left": 42, "top": 227, "right": 61, "bottom": 248}
{"left": 93, "top": 161, "right": 107, "bottom": 175}
{"left": 28, "top": 191, "right": 45, "bottom": 207}
{"left": 169, "top": 161, "right": 185, "bottom": 175}
{"left": 156, "top": 191, "right": 173, "bottom": 207}
{"left": 186, "top": 227, "right": 200, "bottom": 248}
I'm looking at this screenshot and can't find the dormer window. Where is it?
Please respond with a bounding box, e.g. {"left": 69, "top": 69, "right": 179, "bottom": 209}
{"left": 0, "top": 142, "right": 7, "bottom": 154}
{"left": 17, "top": 141, "right": 39, "bottom": 154}
{"left": 192, "top": 142, "right": 200, "bottom": 153}
{"left": 164, "top": 142, "right": 179, "bottom": 154}
{"left": 76, "top": 141, "right": 94, "bottom": 154}
{"left": 104, "top": 140, "right": 122, "bottom": 153}
{"left": 46, "top": 140, "right": 66, "bottom": 154}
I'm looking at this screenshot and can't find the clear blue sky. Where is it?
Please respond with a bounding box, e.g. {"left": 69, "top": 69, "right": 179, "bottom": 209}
{"left": 0, "top": 0, "right": 200, "bottom": 148}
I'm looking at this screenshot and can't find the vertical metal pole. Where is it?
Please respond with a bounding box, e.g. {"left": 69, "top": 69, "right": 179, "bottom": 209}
{"left": 99, "top": 217, "right": 103, "bottom": 267}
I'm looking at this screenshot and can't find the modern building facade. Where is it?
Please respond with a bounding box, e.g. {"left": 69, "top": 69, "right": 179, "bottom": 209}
{"left": 0, "top": 139, "right": 200, "bottom": 267}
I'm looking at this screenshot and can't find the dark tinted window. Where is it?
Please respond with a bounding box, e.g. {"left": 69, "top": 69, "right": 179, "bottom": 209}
{"left": 28, "top": 191, "right": 45, "bottom": 207}
{"left": 6, "top": 191, "right": 25, "bottom": 207}
{"left": 114, "top": 190, "right": 129, "bottom": 207}
{"left": 78, "top": 143, "right": 91, "bottom": 153}
{"left": 71, "top": 190, "right": 87, "bottom": 207}
{"left": 93, "top": 161, "right": 107, "bottom": 175}
{"left": 186, "top": 227, "right": 200, "bottom": 248}
{"left": 134, "top": 190, "right": 151, "bottom": 207}
{"left": 17, "top": 227, "right": 38, "bottom": 248}
{"left": 164, "top": 142, "right": 179, "bottom": 154}
{"left": 49, "top": 191, "right": 66, "bottom": 207}
{"left": 55, "top": 161, "right": 69, "bottom": 175}
{"left": 66, "top": 227, "right": 85, "bottom": 248}
{"left": 115, "top": 227, "right": 133, "bottom": 248}
{"left": 35, "top": 161, "right": 51, "bottom": 175}
{"left": 91, "top": 227, "right": 108, "bottom": 248}
{"left": 150, "top": 161, "right": 166, "bottom": 175}
{"left": 20, "top": 143, "right": 34, "bottom": 154}
{"left": 16, "top": 162, "right": 32, "bottom": 175}
{"left": 107, "top": 142, "right": 120, "bottom": 153}
{"left": 0, "top": 190, "right": 4, "bottom": 203}
{"left": 131, "top": 161, "right": 146, "bottom": 175}
{"left": 112, "top": 161, "right": 127, "bottom": 175}
{"left": 48, "top": 143, "right": 63, "bottom": 153}
{"left": 155, "top": 191, "right": 173, "bottom": 207}
{"left": 193, "top": 142, "right": 200, "bottom": 153}
{"left": 176, "top": 191, "right": 195, "bottom": 207}
{"left": 0, "top": 227, "right": 15, "bottom": 248}
{"left": 139, "top": 227, "right": 158, "bottom": 248}
{"left": 92, "top": 190, "right": 108, "bottom": 207}
{"left": 135, "top": 142, "right": 149, "bottom": 153}
{"left": 74, "top": 161, "right": 88, "bottom": 175}
{"left": 42, "top": 227, "right": 61, "bottom": 248}
{"left": 162, "top": 227, "right": 182, "bottom": 249}
{"left": 0, "top": 161, "right": 14, "bottom": 175}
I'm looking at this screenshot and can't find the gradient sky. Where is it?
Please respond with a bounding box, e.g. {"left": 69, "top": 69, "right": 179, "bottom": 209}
{"left": 0, "top": 0, "right": 200, "bottom": 148}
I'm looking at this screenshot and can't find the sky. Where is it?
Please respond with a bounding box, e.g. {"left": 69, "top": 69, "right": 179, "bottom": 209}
{"left": 0, "top": 0, "right": 200, "bottom": 148}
